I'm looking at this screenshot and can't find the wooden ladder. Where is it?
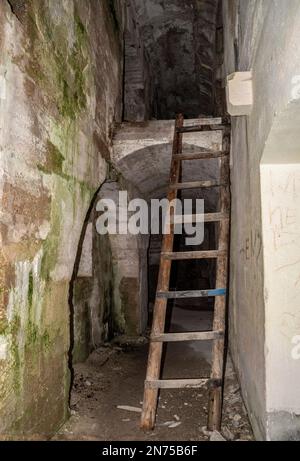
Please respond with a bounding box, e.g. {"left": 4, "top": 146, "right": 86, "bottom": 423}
{"left": 141, "top": 114, "right": 231, "bottom": 432}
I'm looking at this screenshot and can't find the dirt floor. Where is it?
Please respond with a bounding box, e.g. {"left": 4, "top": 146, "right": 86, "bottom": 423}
{"left": 54, "top": 307, "right": 254, "bottom": 442}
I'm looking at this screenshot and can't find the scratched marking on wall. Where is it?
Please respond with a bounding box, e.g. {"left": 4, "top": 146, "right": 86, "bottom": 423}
{"left": 270, "top": 171, "right": 300, "bottom": 200}
{"left": 266, "top": 171, "right": 300, "bottom": 287}
{"left": 269, "top": 206, "right": 299, "bottom": 251}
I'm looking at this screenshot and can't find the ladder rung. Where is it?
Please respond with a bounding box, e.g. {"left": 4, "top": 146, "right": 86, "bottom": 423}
{"left": 162, "top": 250, "right": 227, "bottom": 260}
{"left": 145, "top": 379, "right": 209, "bottom": 389}
{"left": 172, "top": 212, "right": 229, "bottom": 224}
{"left": 157, "top": 289, "right": 226, "bottom": 299}
{"left": 182, "top": 117, "right": 224, "bottom": 126}
{"left": 145, "top": 378, "right": 222, "bottom": 390}
{"left": 174, "top": 152, "right": 229, "bottom": 160}
{"left": 151, "top": 331, "right": 224, "bottom": 342}
{"left": 170, "top": 180, "right": 227, "bottom": 190}
{"left": 177, "top": 125, "right": 228, "bottom": 133}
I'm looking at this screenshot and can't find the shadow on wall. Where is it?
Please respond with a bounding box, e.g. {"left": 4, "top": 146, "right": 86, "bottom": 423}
{"left": 68, "top": 179, "right": 148, "bottom": 381}
{"left": 67, "top": 184, "right": 102, "bottom": 397}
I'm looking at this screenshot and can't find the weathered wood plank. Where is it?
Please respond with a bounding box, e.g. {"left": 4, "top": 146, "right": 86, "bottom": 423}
{"left": 183, "top": 117, "right": 223, "bottom": 126}
{"left": 172, "top": 212, "right": 229, "bottom": 224}
{"left": 177, "top": 124, "right": 227, "bottom": 133}
{"left": 162, "top": 250, "right": 227, "bottom": 260}
{"left": 151, "top": 331, "right": 224, "bottom": 342}
{"left": 174, "top": 151, "right": 228, "bottom": 160}
{"left": 145, "top": 379, "right": 210, "bottom": 389}
{"left": 157, "top": 289, "right": 226, "bottom": 299}
{"left": 170, "top": 180, "right": 227, "bottom": 190}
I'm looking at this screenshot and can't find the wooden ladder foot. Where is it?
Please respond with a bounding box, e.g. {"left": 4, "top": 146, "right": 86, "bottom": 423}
{"left": 140, "top": 389, "right": 158, "bottom": 430}
{"left": 207, "top": 387, "right": 222, "bottom": 431}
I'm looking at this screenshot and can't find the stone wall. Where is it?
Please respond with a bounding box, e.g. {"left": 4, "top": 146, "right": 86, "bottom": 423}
{"left": 123, "top": 0, "right": 154, "bottom": 122}
{"left": 131, "top": 0, "right": 220, "bottom": 118}
{"left": 73, "top": 176, "right": 149, "bottom": 364}
{"left": 0, "top": 0, "right": 125, "bottom": 438}
{"left": 223, "top": 0, "right": 300, "bottom": 440}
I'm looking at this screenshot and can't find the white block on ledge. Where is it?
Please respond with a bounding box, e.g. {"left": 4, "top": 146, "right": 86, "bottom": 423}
{"left": 226, "top": 71, "right": 253, "bottom": 116}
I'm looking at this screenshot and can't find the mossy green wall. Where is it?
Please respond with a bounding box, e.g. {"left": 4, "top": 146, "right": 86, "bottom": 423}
{"left": 0, "top": 0, "right": 124, "bottom": 438}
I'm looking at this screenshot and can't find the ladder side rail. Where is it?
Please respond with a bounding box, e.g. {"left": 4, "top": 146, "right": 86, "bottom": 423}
{"left": 207, "top": 127, "right": 231, "bottom": 431}
{"left": 140, "top": 114, "right": 184, "bottom": 430}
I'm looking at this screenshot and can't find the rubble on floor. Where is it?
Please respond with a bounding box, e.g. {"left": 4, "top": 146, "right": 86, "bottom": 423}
{"left": 54, "top": 339, "right": 254, "bottom": 441}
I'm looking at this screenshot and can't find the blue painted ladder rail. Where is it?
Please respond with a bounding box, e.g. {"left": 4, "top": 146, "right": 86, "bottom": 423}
{"left": 157, "top": 288, "right": 227, "bottom": 299}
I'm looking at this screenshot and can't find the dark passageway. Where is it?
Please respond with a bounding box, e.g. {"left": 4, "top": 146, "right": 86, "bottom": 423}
{"left": 61, "top": 0, "right": 253, "bottom": 441}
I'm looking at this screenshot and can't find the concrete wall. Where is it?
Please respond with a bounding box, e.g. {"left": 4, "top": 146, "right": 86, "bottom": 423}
{"left": 0, "top": 0, "right": 126, "bottom": 438}
{"left": 223, "top": 0, "right": 300, "bottom": 440}
{"left": 260, "top": 100, "right": 300, "bottom": 440}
